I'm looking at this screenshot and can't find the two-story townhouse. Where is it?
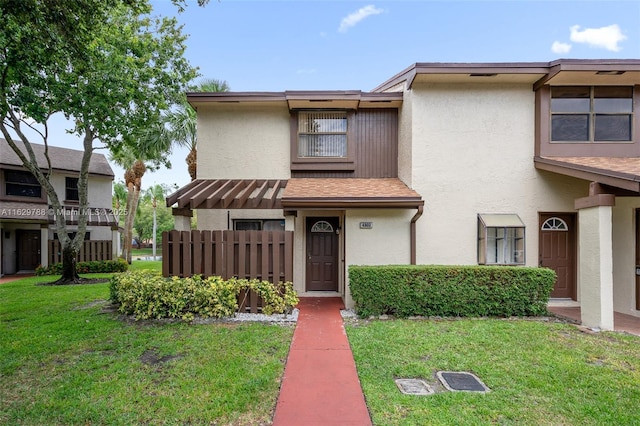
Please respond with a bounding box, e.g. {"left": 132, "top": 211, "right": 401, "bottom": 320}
{"left": 0, "top": 139, "right": 119, "bottom": 276}
{"left": 167, "top": 59, "right": 640, "bottom": 330}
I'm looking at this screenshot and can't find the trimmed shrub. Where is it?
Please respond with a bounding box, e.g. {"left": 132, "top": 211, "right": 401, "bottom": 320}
{"left": 349, "top": 265, "right": 556, "bottom": 318}
{"left": 36, "top": 258, "right": 128, "bottom": 276}
{"left": 109, "top": 271, "right": 299, "bottom": 321}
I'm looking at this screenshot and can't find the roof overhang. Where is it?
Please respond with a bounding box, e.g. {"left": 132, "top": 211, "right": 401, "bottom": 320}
{"left": 187, "top": 91, "right": 403, "bottom": 110}
{"left": 281, "top": 178, "right": 424, "bottom": 210}
{"left": 166, "top": 178, "right": 424, "bottom": 211}
{"left": 534, "top": 156, "right": 640, "bottom": 193}
{"left": 534, "top": 59, "right": 640, "bottom": 89}
{"left": 373, "top": 60, "right": 640, "bottom": 93}
{"left": 373, "top": 62, "right": 549, "bottom": 92}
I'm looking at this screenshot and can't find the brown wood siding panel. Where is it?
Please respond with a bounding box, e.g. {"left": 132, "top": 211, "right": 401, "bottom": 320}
{"left": 292, "top": 108, "right": 398, "bottom": 178}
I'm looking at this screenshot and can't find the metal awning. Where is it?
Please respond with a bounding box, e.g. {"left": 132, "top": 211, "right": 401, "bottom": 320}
{"left": 478, "top": 214, "right": 525, "bottom": 228}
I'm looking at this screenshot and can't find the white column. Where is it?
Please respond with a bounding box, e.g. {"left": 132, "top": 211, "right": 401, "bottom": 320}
{"left": 112, "top": 228, "right": 120, "bottom": 258}
{"left": 578, "top": 205, "right": 614, "bottom": 330}
{"left": 174, "top": 215, "right": 191, "bottom": 231}
{"left": 40, "top": 227, "right": 49, "bottom": 268}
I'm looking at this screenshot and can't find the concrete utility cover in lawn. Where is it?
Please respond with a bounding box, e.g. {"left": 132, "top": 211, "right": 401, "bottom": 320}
{"left": 395, "top": 379, "right": 434, "bottom": 395}
{"left": 437, "top": 371, "right": 490, "bottom": 393}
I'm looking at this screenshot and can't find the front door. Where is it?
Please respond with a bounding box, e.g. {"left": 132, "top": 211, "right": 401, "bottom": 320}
{"left": 17, "top": 230, "right": 41, "bottom": 271}
{"left": 306, "top": 217, "right": 339, "bottom": 291}
{"left": 539, "top": 214, "right": 576, "bottom": 299}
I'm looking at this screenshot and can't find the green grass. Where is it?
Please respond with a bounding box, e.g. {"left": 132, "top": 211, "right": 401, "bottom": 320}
{"left": 347, "top": 318, "right": 640, "bottom": 426}
{"left": 127, "top": 259, "right": 162, "bottom": 272}
{"left": 0, "top": 273, "right": 293, "bottom": 425}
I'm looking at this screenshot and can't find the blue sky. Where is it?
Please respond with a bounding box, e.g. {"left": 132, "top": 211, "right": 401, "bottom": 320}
{"left": 48, "top": 0, "right": 640, "bottom": 189}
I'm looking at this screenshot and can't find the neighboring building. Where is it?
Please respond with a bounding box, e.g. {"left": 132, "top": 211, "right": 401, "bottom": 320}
{"left": 0, "top": 139, "right": 118, "bottom": 275}
{"left": 168, "top": 59, "right": 640, "bottom": 330}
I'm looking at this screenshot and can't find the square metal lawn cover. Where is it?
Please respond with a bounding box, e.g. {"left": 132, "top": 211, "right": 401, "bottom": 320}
{"left": 436, "top": 371, "right": 490, "bottom": 393}
{"left": 395, "top": 378, "right": 434, "bottom": 395}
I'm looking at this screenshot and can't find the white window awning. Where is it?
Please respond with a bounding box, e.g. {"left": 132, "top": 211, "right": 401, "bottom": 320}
{"left": 478, "top": 214, "right": 524, "bottom": 227}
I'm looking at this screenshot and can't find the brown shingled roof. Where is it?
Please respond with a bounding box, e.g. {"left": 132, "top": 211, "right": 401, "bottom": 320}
{"left": 282, "top": 178, "right": 423, "bottom": 209}
{"left": 166, "top": 178, "right": 423, "bottom": 210}
{"left": 0, "top": 138, "right": 114, "bottom": 177}
{"left": 535, "top": 156, "right": 640, "bottom": 193}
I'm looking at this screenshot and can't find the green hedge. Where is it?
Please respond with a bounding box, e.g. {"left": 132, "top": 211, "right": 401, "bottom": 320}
{"left": 349, "top": 265, "right": 556, "bottom": 318}
{"left": 109, "top": 271, "right": 299, "bottom": 321}
{"left": 36, "top": 258, "right": 128, "bottom": 276}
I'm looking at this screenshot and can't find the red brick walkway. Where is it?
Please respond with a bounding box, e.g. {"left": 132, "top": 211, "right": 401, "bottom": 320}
{"left": 273, "top": 297, "right": 372, "bottom": 426}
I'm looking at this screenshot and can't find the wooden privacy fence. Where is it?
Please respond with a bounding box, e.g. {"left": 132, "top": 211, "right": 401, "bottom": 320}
{"left": 48, "top": 240, "right": 113, "bottom": 265}
{"left": 162, "top": 230, "right": 294, "bottom": 313}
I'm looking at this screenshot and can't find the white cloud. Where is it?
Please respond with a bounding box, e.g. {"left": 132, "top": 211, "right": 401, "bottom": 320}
{"left": 551, "top": 41, "right": 572, "bottom": 54}
{"left": 338, "top": 5, "right": 384, "bottom": 33}
{"left": 569, "top": 24, "right": 627, "bottom": 52}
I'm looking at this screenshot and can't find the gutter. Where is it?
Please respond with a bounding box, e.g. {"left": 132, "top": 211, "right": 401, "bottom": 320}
{"left": 410, "top": 204, "right": 424, "bottom": 265}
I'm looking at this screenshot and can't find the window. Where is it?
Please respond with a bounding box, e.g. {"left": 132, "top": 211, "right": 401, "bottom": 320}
{"left": 551, "top": 86, "right": 633, "bottom": 142}
{"left": 233, "top": 219, "right": 285, "bottom": 231}
{"left": 541, "top": 217, "right": 568, "bottom": 231}
{"left": 65, "top": 177, "right": 79, "bottom": 201}
{"left": 311, "top": 220, "right": 334, "bottom": 233}
{"left": 298, "top": 111, "right": 347, "bottom": 158}
{"left": 478, "top": 214, "right": 525, "bottom": 265}
{"left": 5, "top": 170, "right": 42, "bottom": 198}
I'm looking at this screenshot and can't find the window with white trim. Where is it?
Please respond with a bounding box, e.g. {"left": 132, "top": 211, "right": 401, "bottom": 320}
{"left": 551, "top": 86, "right": 633, "bottom": 142}
{"left": 478, "top": 214, "right": 525, "bottom": 265}
{"left": 311, "top": 220, "right": 334, "bottom": 233}
{"left": 298, "top": 111, "right": 347, "bottom": 158}
{"left": 541, "top": 217, "right": 568, "bottom": 231}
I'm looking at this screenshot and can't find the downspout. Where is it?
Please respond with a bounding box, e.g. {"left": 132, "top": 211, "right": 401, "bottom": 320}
{"left": 410, "top": 204, "right": 424, "bottom": 265}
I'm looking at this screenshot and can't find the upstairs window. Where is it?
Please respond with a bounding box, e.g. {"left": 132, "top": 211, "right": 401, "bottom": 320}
{"left": 298, "top": 111, "right": 347, "bottom": 158}
{"left": 65, "top": 177, "right": 79, "bottom": 201}
{"left": 5, "top": 170, "right": 42, "bottom": 198}
{"left": 478, "top": 214, "right": 525, "bottom": 265}
{"left": 551, "top": 86, "right": 633, "bottom": 142}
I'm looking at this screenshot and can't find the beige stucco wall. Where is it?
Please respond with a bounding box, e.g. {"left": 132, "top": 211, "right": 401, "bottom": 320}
{"left": 344, "top": 209, "right": 414, "bottom": 308}
{"left": 49, "top": 173, "right": 113, "bottom": 209}
{"left": 197, "top": 209, "right": 288, "bottom": 231}
{"left": 397, "top": 90, "right": 413, "bottom": 186}
{"left": 407, "top": 83, "right": 588, "bottom": 267}
{"left": 196, "top": 104, "right": 291, "bottom": 179}
{"left": 612, "top": 197, "right": 640, "bottom": 316}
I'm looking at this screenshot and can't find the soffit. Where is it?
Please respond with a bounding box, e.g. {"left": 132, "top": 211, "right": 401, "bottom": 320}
{"left": 187, "top": 91, "right": 403, "bottom": 110}
{"left": 535, "top": 156, "right": 640, "bottom": 193}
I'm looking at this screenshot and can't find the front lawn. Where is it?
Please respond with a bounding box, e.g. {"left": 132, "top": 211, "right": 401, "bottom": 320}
{"left": 347, "top": 318, "right": 640, "bottom": 425}
{"left": 0, "top": 274, "right": 293, "bottom": 425}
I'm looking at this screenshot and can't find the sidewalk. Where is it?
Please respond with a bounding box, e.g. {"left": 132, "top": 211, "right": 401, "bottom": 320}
{"left": 273, "top": 297, "right": 372, "bottom": 426}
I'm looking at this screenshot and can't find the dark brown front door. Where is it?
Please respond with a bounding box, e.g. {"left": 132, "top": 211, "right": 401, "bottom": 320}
{"left": 306, "top": 217, "right": 339, "bottom": 291}
{"left": 17, "top": 230, "right": 41, "bottom": 271}
{"left": 636, "top": 209, "right": 640, "bottom": 311}
{"left": 539, "top": 214, "right": 576, "bottom": 299}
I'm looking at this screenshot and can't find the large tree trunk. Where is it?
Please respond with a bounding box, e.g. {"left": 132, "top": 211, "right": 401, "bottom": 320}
{"left": 58, "top": 244, "right": 80, "bottom": 282}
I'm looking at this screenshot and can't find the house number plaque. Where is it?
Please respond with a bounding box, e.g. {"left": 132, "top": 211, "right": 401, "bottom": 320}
{"left": 359, "top": 222, "right": 373, "bottom": 229}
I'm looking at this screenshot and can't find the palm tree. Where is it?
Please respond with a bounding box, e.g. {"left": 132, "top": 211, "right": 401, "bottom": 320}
{"left": 145, "top": 183, "right": 170, "bottom": 260}
{"left": 109, "top": 127, "right": 170, "bottom": 263}
{"left": 165, "top": 78, "right": 230, "bottom": 181}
